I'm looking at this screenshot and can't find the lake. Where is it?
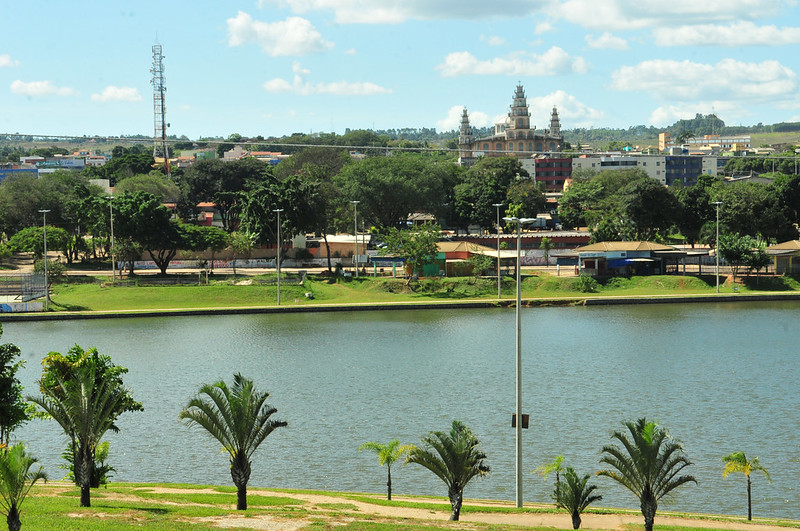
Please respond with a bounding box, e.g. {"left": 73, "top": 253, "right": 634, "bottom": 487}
{"left": 4, "top": 301, "right": 799, "bottom": 519}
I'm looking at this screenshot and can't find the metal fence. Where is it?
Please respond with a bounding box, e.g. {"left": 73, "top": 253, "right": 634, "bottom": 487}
{"left": 0, "top": 274, "right": 46, "bottom": 302}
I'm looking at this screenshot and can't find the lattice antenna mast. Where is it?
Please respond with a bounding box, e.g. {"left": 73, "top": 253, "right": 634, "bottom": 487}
{"left": 150, "top": 43, "right": 170, "bottom": 177}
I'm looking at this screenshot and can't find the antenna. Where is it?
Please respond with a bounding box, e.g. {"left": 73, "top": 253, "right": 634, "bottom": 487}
{"left": 150, "top": 43, "right": 170, "bottom": 177}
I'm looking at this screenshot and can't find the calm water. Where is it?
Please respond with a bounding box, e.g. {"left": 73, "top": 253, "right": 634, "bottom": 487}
{"left": 4, "top": 302, "right": 799, "bottom": 519}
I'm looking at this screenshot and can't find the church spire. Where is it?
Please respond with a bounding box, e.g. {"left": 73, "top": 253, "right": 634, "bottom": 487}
{"left": 459, "top": 107, "right": 473, "bottom": 143}
{"left": 549, "top": 106, "right": 561, "bottom": 137}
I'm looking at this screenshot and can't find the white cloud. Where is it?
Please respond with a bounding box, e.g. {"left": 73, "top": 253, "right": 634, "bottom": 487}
{"left": 480, "top": 35, "right": 506, "bottom": 46}
{"left": 654, "top": 21, "right": 800, "bottom": 46}
{"left": 534, "top": 22, "right": 554, "bottom": 34}
{"left": 436, "top": 47, "right": 587, "bottom": 77}
{"left": 611, "top": 58, "right": 797, "bottom": 102}
{"left": 585, "top": 32, "right": 628, "bottom": 50}
{"left": 259, "top": 0, "right": 550, "bottom": 24}
{"left": 436, "top": 105, "right": 491, "bottom": 131}
{"left": 263, "top": 62, "right": 391, "bottom": 95}
{"left": 227, "top": 11, "right": 333, "bottom": 56}
{"left": 555, "top": 0, "right": 789, "bottom": 31}
{"left": 345, "top": 48, "right": 357, "bottom": 55}
{"left": 648, "top": 101, "right": 739, "bottom": 126}
{"left": 90, "top": 86, "right": 142, "bottom": 102}
{"left": 0, "top": 54, "right": 19, "bottom": 67}
{"left": 529, "top": 90, "right": 604, "bottom": 127}
{"left": 10, "top": 80, "right": 76, "bottom": 97}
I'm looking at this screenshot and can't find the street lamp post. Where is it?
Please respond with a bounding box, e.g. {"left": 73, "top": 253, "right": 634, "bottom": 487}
{"left": 712, "top": 201, "right": 722, "bottom": 293}
{"left": 274, "top": 209, "right": 284, "bottom": 305}
{"left": 38, "top": 209, "right": 51, "bottom": 311}
{"left": 503, "top": 215, "right": 535, "bottom": 508}
{"left": 351, "top": 201, "right": 360, "bottom": 278}
{"left": 109, "top": 196, "right": 115, "bottom": 282}
{"left": 493, "top": 203, "right": 504, "bottom": 298}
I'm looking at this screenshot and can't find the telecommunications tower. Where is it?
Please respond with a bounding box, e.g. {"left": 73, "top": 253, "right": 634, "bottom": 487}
{"left": 150, "top": 43, "right": 170, "bottom": 177}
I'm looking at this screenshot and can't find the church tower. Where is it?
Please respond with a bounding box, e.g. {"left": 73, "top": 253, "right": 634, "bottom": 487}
{"left": 549, "top": 106, "right": 562, "bottom": 138}
{"left": 458, "top": 107, "right": 474, "bottom": 164}
{"left": 508, "top": 84, "right": 532, "bottom": 133}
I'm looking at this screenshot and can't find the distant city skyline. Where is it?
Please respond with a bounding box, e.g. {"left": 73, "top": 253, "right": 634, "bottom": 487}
{"left": 2, "top": 1, "right": 799, "bottom": 139}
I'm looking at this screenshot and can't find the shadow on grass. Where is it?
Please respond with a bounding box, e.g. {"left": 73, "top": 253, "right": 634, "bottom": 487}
{"left": 49, "top": 301, "right": 90, "bottom": 311}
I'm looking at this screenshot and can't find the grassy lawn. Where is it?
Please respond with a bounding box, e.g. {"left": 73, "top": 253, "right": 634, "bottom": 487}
{"left": 43, "top": 271, "right": 800, "bottom": 313}
{"left": 16, "top": 482, "right": 798, "bottom": 531}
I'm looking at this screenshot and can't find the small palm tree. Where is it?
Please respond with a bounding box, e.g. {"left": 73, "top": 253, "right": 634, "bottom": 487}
{"left": 358, "top": 439, "right": 413, "bottom": 500}
{"left": 722, "top": 451, "right": 771, "bottom": 521}
{"left": 405, "top": 420, "right": 490, "bottom": 521}
{"left": 179, "top": 374, "right": 287, "bottom": 510}
{"left": 28, "top": 363, "right": 131, "bottom": 507}
{"left": 0, "top": 444, "right": 47, "bottom": 531}
{"left": 554, "top": 467, "right": 602, "bottom": 529}
{"left": 599, "top": 418, "right": 696, "bottom": 531}
{"left": 535, "top": 455, "right": 565, "bottom": 497}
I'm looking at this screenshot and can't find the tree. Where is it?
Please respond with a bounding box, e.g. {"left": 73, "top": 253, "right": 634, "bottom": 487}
{"left": 114, "top": 173, "right": 181, "bottom": 202}
{"left": 227, "top": 231, "right": 255, "bottom": 279}
{"left": 554, "top": 467, "right": 602, "bottom": 529}
{"left": 113, "top": 191, "right": 176, "bottom": 275}
{"left": 358, "top": 439, "right": 413, "bottom": 500}
{"left": 28, "top": 347, "right": 141, "bottom": 507}
{"left": 535, "top": 455, "right": 565, "bottom": 498}
{"left": 0, "top": 444, "right": 47, "bottom": 531}
{"left": 379, "top": 222, "right": 440, "bottom": 283}
{"left": 334, "top": 154, "right": 449, "bottom": 230}
{"left": 718, "top": 233, "right": 755, "bottom": 284}
{"left": 722, "top": 451, "right": 771, "bottom": 521}
{"left": 539, "top": 237, "right": 553, "bottom": 265}
{"left": 598, "top": 418, "right": 696, "bottom": 531}
{"left": 454, "top": 157, "right": 527, "bottom": 230}
{"left": 507, "top": 180, "right": 546, "bottom": 218}
{"left": 6, "top": 226, "right": 70, "bottom": 260}
{"left": 179, "top": 374, "right": 287, "bottom": 510}
{"left": 0, "top": 325, "right": 27, "bottom": 447}
{"left": 618, "top": 179, "right": 680, "bottom": 241}
{"left": 405, "top": 420, "right": 490, "bottom": 521}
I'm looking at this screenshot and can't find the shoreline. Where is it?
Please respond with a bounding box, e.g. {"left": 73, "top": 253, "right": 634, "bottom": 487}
{"left": 4, "top": 291, "right": 800, "bottom": 322}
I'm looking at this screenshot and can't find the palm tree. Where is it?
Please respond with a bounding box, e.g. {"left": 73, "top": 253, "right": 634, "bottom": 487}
{"left": 535, "top": 455, "right": 565, "bottom": 498}
{"left": 0, "top": 444, "right": 47, "bottom": 531}
{"left": 598, "top": 418, "right": 696, "bottom": 531}
{"left": 179, "top": 373, "right": 287, "bottom": 510}
{"left": 28, "top": 362, "right": 131, "bottom": 507}
{"left": 554, "top": 466, "right": 602, "bottom": 529}
{"left": 405, "top": 420, "right": 490, "bottom": 521}
{"left": 722, "top": 451, "right": 771, "bottom": 521}
{"left": 358, "top": 439, "right": 413, "bottom": 500}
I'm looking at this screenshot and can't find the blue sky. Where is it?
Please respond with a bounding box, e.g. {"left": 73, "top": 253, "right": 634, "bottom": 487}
{"left": 2, "top": 0, "right": 799, "bottom": 139}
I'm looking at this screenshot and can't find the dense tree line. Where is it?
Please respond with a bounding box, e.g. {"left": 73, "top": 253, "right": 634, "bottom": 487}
{"left": 0, "top": 149, "right": 549, "bottom": 274}
{"left": 558, "top": 168, "right": 800, "bottom": 245}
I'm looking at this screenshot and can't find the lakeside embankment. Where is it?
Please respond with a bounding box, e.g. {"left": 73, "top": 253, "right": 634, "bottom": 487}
{"left": 4, "top": 291, "right": 800, "bottom": 322}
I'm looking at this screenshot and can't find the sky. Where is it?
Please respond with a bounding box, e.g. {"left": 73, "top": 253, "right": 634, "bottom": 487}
{"left": 2, "top": 0, "right": 800, "bottom": 140}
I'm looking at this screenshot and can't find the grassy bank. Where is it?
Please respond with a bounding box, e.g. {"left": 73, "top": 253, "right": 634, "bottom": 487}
{"left": 19, "top": 481, "right": 800, "bottom": 530}
{"left": 42, "top": 271, "right": 800, "bottom": 313}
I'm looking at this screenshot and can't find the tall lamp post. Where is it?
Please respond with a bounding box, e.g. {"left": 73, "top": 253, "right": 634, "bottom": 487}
{"left": 493, "top": 203, "right": 504, "bottom": 298}
{"left": 38, "top": 209, "right": 51, "bottom": 311}
{"left": 274, "top": 208, "right": 284, "bottom": 305}
{"left": 351, "top": 200, "right": 360, "bottom": 278}
{"left": 712, "top": 201, "right": 722, "bottom": 293}
{"left": 502, "top": 215, "right": 535, "bottom": 508}
{"left": 109, "top": 196, "right": 115, "bottom": 282}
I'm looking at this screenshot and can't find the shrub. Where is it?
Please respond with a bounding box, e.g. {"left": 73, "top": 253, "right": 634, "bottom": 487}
{"left": 34, "top": 258, "right": 66, "bottom": 284}
{"left": 574, "top": 275, "right": 598, "bottom": 293}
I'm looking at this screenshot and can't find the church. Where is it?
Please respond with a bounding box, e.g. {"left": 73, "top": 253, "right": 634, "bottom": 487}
{"left": 458, "top": 84, "right": 563, "bottom": 167}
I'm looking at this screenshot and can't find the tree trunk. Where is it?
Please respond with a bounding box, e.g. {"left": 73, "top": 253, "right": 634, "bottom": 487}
{"left": 571, "top": 510, "right": 582, "bottom": 529}
{"left": 387, "top": 464, "right": 392, "bottom": 501}
{"left": 641, "top": 497, "right": 656, "bottom": 531}
{"left": 323, "top": 234, "right": 332, "bottom": 273}
{"left": 231, "top": 457, "right": 251, "bottom": 511}
{"left": 80, "top": 483, "right": 91, "bottom": 507}
{"left": 7, "top": 504, "right": 20, "bottom": 531}
{"left": 78, "top": 445, "right": 93, "bottom": 507}
{"left": 449, "top": 489, "right": 462, "bottom": 521}
{"left": 747, "top": 475, "right": 752, "bottom": 521}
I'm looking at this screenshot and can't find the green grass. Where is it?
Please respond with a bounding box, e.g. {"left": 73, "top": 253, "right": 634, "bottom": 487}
{"left": 43, "top": 271, "right": 800, "bottom": 314}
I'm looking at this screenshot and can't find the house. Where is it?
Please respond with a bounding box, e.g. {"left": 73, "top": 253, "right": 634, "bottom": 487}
{"left": 766, "top": 240, "right": 800, "bottom": 275}
{"left": 564, "top": 241, "right": 687, "bottom": 276}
